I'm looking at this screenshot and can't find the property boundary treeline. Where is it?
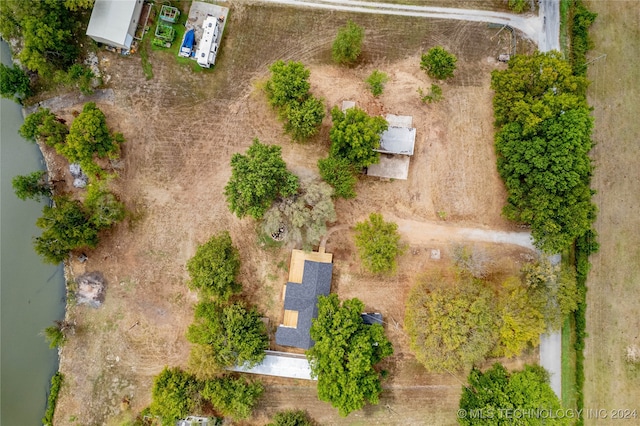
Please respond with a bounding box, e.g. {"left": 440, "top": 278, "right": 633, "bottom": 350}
{"left": 567, "top": 1, "right": 598, "bottom": 424}
{"left": 42, "top": 372, "right": 63, "bottom": 426}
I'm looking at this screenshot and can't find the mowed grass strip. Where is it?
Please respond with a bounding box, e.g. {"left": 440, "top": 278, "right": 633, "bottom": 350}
{"left": 584, "top": 0, "right": 640, "bottom": 416}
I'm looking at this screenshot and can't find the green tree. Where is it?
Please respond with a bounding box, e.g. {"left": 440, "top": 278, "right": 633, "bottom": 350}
{"left": 34, "top": 196, "right": 99, "bottom": 264}
{"left": 268, "top": 410, "right": 314, "bottom": 426}
{"left": 43, "top": 321, "right": 68, "bottom": 349}
{"left": 282, "top": 97, "right": 325, "bottom": 142}
{"left": 12, "top": 170, "right": 52, "bottom": 201}
{"left": 307, "top": 294, "right": 393, "bottom": 417}
{"left": 55, "top": 64, "right": 95, "bottom": 95}
{"left": 19, "top": 109, "right": 68, "bottom": 149}
{"left": 365, "top": 70, "right": 388, "bottom": 97}
{"left": 265, "top": 60, "right": 311, "bottom": 108}
{"left": 492, "top": 52, "right": 595, "bottom": 253}
{"left": 0, "top": 63, "right": 31, "bottom": 101}
{"left": 317, "top": 156, "right": 357, "bottom": 199}
{"left": 186, "top": 231, "right": 241, "bottom": 300}
{"left": 420, "top": 47, "right": 457, "bottom": 80}
{"left": 522, "top": 259, "right": 579, "bottom": 330}
{"left": 329, "top": 106, "right": 388, "bottom": 169}
{"left": 84, "top": 185, "right": 126, "bottom": 230}
{"left": 201, "top": 376, "right": 264, "bottom": 420}
{"left": 187, "top": 301, "right": 268, "bottom": 373}
{"left": 332, "top": 20, "right": 364, "bottom": 65}
{"left": 149, "top": 367, "right": 201, "bottom": 426}
{"left": 495, "top": 277, "right": 545, "bottom": 358}
{"left": 354, "top": 213, "right": 404, "bottom": 274}
{"left": 459, "top": 363, "right": 568, "bottom": 426}
{"left": 262, "top": 180, "right": 336, "bottom": 248}
{"left": 224, "top": 139, "right": 299, "bottom": 219}
{"left": 62, "top": 102, "right": 123, "bottom": 177}
{"left": 405, "top": 271, "right": 498, "bottom": 372}
{"left": 63, "top": 0, "right": 95, "bottom": 11}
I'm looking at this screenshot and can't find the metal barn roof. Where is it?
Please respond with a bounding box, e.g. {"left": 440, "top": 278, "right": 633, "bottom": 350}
{"left": 86, "top": 0, "right": 142, "bottom": 49}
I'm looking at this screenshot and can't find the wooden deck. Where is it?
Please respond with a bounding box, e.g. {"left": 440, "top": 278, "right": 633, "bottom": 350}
{"left": 287, "top": 249, "right": 333, "bottom": 284}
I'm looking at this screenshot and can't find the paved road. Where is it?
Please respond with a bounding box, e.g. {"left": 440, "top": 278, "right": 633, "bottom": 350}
{"left": 256, "top": 0, "right": 560, "bottom": 51}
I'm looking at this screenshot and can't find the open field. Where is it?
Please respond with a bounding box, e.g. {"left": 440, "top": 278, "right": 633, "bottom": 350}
{"left": 50, "top": 3, "right": 537, "bottom": 425}
{"left": 583, "top": 1, "right": 640, "bottom": 422}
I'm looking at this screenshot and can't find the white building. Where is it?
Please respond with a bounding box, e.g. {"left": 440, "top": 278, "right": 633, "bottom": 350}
{"left": 195, "top": 15, "right": 220, "bottom": 68}
{"left": 86, "top": 0, "right": 144, "bottom": 50}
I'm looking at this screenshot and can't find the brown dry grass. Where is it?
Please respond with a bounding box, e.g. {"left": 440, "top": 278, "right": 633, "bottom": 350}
{"left": 52, "top": 3, "right": 537, "bottom": 425}
{"left": 582, "top": 1, "right": 640, "bottom": 423}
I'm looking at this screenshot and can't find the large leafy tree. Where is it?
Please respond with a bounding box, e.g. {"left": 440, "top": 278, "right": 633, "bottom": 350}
{"left": 186, "top": 301, "right": 268, "bottom": 375}
{"left": 459, "top": 363, "right": 568, "bottom": 426}
{"left": 0, "top": 63, "right": 31, "bottom": 102}
{"left": 224, "top": 139, "right": 299, "bottom": 219}
{"left": 12, "top": 170, "right": 52, "bottom": 201}
{"left": 0, "top": 0, "right": 81, "bottom": 76}
{"left": 262, "top": 180, "right": 336, "bottom": 248}
{"left": 265, "top": 61, "right": 325, "bottom": 142}
{"left": 354, "top": 213, "right": 404, "bottom": 274}
{"left": 201, "top": 376, "right": 264, "bottom": 420}
{"left": 84, "top": 185, "right": 126, "bottom": 230}
{"left": 149, "top": 367, "right": 202, "bottom": 426}
{"left": 317, "top": 156, "right": 357, "bottom": 199}
{"left": 405, "top": 271, "right": 498, "bottom": 372}
{"left": 332, "top": 20, "right": 364, "bottom": 65}
{"left": 34, "top": 196, "right": 99, "bottom": 264}
{"left": 420, "top": 46, "right": 457, "bottom": 80}
{"left": 62, "top": 102, "right": 123, "bottom": 177}
{"left": 307, "top": 295, "right": 393, "bottom": 417}
{"left": 19, "top": 109, "right": 68, "bottom": 149}
{"left": 329, "top": 106, "right": 388, "bottom": 169}
{"left": 492, "top": 51, "right": 595, "bottom": 253}
{"left": 186, "top": 231, "right": 241, "bottom": 300}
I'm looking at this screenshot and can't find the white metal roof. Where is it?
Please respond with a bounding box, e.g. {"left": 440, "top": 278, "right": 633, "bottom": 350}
{"left": 227, "top": 350, "right": 315, "bottom": 380}
{"left": 86, "top": 0, "right": 140, "bottom": 49}
{"left": 376, "top": 126, "right": 416, "bottom": 156}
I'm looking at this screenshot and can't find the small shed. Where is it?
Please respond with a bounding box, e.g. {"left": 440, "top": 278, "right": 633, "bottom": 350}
{"left": 86, "top": 0, "right": 145, "bottom": 50}
{"left": 367, "top": 114, "right": 417, "bottom": 180}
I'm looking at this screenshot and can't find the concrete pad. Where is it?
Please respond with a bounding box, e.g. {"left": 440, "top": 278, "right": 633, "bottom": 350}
{"left": 367, "top": 155, "right": 410, "bottom": 180}
{"left": 228, "top": 350, "right": 315, "bottom": 380}
{"left": 342, "top": 100, "right": 356, "bottom": 112}
{"left": 540, "top": 331, "right": 562, "bottom": 398}
{"left": 386, "top": 114, "right": 413, "bottom": 128}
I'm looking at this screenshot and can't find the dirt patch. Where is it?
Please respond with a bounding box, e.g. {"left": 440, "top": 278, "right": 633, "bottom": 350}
{"left": 582, "top": 0, "right": 640, "bottom": 420}
{"left": 52, "top": 4, "right": 536, "bottom": 425}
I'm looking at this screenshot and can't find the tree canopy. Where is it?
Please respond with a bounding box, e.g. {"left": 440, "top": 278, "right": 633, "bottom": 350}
{"left": 62, "top": 102, "right": 123, "bottom": 177}
{"left": 84, "top": 184, "right": 126, "bottom": 230}
{"left": 317, "top": 156, "right": 357, "bottom": 199}
{"left": 149, "top": 367, "right": 201, "bottom": 426}
{"left": 405, "top": 271, "right": 498, "bottom": 372}
{"left": 459, "top": 363, "right": 568, "bottom": 426}
{"left": 19, "top": 109, "right": 68, "bottom": 149}
{"left": 268, "top": 410, "right": 314, "bottom": 426}
{"left": 186, "top": 231, "right": 241, "bottom": 300}
{"left": 186, "top": 301, "right": 268, "bottom": 374}
{"left": 0, "top": 63, "right": 31, "bottom": 102}
{"left": 492, "top": 51, "right": 596, "bottom": 253}
{"left": 420, "top": 47, "right": 457, "bottom": 80}
{"left": 224, "top": 139, "right": 299, "bottom": 219}
{"left": 329, "top": 106, "right": 388, "bottom": 169}
{"left": 307, "top": 294, "right": 393, "bottom": 416}
{"left": 12, "top": 170, "right": 52, "bottom": 201}
{"left": 262, "top": 180, "right": 336, "bottom": 248}
{"left": 354, "top": 213, "right": 404, "bottom": 274}
{"left": 201, "top": 376, "right": 264, "bottom": 420}
{"left": 332, "top": 20, "right": 364, "bottom": 65}
{"left": 265, "top": 61, "right": 325, "bottom": 142}
{"left": 34, "top": 196, "right": 99, "bottom": 264}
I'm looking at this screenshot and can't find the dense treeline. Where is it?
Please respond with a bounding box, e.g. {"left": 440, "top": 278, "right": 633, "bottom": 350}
{"left": 569, "top": 0, "right": 598, "bottom": 76}
{"left": 491, "top": 51, "right": 596, "bottom": 253}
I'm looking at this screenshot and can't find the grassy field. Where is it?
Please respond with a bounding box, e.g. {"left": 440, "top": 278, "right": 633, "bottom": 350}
{"left": 583, "top": 0, "right": 640, "bottom": 423}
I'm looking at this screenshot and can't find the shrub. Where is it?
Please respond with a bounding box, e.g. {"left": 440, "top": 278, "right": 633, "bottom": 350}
{"left": 354, "top": 213, "right": 404, "bottom": 274}
{"left": 332, "top": 20, "right": 364, "bottom": 65}
{"left": 420, "top": 47, "right": 457, "bottom": 80}
{"left": 365, "top": 70, "right": 388, "bottom": 97}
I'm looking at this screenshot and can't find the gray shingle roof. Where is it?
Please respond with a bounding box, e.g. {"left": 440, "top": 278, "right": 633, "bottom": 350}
{"left": 276, "top": 260, "right": 333, "bottom": 349}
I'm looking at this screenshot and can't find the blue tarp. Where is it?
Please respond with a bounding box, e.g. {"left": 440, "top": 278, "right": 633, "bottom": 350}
{"left": 182, "top": 29, "right": 195, "bottom": 50}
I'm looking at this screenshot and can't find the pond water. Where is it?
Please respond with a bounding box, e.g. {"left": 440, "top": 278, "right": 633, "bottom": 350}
{"left": 0, "top": 41, "right": 66, "bottom": 426}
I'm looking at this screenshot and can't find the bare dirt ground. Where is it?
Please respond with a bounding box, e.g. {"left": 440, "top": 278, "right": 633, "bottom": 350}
{"left": 51, "top": 4, "right": 536, "bottom": 425}
{"left": 582, "top": 1, "right": 640, "bottom": 423}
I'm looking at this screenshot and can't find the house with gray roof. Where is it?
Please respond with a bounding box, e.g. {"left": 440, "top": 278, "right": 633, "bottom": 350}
{"left": 86, "top": 0, "right": 144, "bottom": 50}
{"left": 276, "top": 250, "right": 333, "bottom": 350}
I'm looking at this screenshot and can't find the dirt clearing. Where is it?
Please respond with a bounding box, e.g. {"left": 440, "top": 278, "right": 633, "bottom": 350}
{"left": 52, "top": 3, "right": 535, "bottom": 425}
